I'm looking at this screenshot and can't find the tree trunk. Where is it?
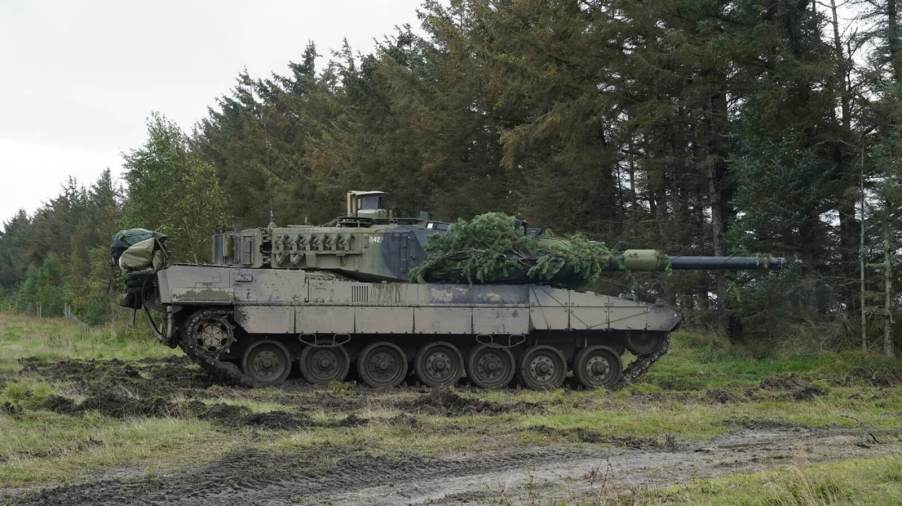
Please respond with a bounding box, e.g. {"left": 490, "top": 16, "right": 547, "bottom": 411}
{"left": 830, "top": 0, "right": 861, "bottom": 336}
{"left": 860, "top": 160, "right": 868, "bottom": 351}
{"left": 889, "top": 0, "right": 900, "bottom": 83}
{"left": 884, "top": 215, "right": 895, "bottom": 357}
{"left": 705, "top": 89, "right": 731, "bottom": 338}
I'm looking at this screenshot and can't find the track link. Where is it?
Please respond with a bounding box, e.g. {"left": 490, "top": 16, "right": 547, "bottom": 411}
{"left": 179, "top": 309, "right": 257, "bottom": 387}
{"left": 615, "top": 333, "right": 672, "bottom": 389}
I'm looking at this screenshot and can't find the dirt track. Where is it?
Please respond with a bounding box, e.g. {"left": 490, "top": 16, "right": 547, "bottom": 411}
{"left": 15, "top": 427, "right": 900, "bottom": 505}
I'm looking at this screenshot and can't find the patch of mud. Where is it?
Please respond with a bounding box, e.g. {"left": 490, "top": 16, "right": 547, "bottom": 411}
{"left": 16, "top": 428, "right": 901, "bottom": 506}
{"left": 40, "top": 393, "right": 313, "bottom": 430}
{"left": 705, "top": 389, "right": 741, "bottom": 404}
{"left": 19, "top": 356, "right": 214, "bottom": 398}
{"left": 15, "top": 446, "right": 587, "bottom": 506}
{"left": 82, "top": 394, "right": 178, "bottom": 418}
{"left": 189, "top": 402, "right": 365, "bottom": 430}
{"left": 39, "top": 392, "right": 368, "bottom": 431}
{"left": 198, "top": 403, "right": 253, "bottom": 424}
{"left": 526, "top": 425, "right": 672, "bottom": 450}
{"left": 759, "top": 374, "right": 828, "bottom": 400}
{"left": 244, "top": 411, "right": 313, "bottom": 430}
{"left": 724, "top": 416, "right": 803, "bottom": 430}
{"left": 395, "top": 388, "right": 543, "bottom": 417}
{"left": 41, "top": 392, "right": 183, "bottom": 419}
{"left": 40, "top": 395, "right": 78, "bottom": 414}
{"left": 334, "top": 413, "right": 369, "bottom": 428}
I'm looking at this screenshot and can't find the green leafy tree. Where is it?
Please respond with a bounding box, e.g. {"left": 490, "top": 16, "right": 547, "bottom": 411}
{"left": 123, "top": 113, "right": 230, "bottom": 262}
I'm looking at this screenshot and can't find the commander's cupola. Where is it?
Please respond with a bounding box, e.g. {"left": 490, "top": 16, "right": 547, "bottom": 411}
{"left": 346, "top": 191, "right": 388, "bottom": 219}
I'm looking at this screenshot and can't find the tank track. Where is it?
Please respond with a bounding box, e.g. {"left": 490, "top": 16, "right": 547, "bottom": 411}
{"left": 181, "top": 341, "right": 257, "bottom": 387}
{"left": 179, "top": 309, "right": 258, "bottom": 387}
{"left": 615, "top": 333, "right": 672, "bottom": 389}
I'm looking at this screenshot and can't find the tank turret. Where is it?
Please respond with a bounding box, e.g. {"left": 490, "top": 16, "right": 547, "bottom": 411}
{"left": 208, "top": 192, "right": 782, "bottom": 283}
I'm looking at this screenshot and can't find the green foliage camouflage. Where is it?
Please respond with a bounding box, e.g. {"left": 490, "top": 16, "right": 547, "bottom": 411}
{"left": 409, "top": 212, "right": 618, "bottom": 288}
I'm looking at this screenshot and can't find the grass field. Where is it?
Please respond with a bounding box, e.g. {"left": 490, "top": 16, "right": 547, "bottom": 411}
{"left": 0, "top": 311, "right": 900, "bottom": 504}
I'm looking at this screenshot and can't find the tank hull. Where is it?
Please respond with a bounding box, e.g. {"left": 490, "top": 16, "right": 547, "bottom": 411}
{"left": 154, "top": 264, "right": 679, "bottom": 389}
{"left": 158, "top": 264, "right": 680, "bottom": 336}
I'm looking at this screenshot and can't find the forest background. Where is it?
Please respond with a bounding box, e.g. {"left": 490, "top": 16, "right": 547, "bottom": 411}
{"left": 0, "top": 0, "right": 899, "bottom": 355}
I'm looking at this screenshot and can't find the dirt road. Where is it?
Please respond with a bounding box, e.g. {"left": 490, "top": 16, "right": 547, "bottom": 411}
{"left": 17, "top": 427, "right": 900, "bottom": 505}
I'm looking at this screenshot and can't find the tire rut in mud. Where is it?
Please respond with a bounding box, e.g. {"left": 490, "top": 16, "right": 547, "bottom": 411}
{"left": 319, "top": 428, "right": 902, "bottom": 505}
{"left": 16, "top": 428, "right": 901, "bottom": 505}
{"left": 393, "top": 388, "right": 544, "bottom": 416}
{"left": 15, "top": 447, "right": 594, "bottom": 506}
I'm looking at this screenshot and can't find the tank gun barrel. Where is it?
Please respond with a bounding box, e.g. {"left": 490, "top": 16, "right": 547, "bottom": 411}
{"left": 668, "top": 255, "right": 784, "bottom": 270}
{"left": 615, "top": 249, "right": 784, "bottom": 272}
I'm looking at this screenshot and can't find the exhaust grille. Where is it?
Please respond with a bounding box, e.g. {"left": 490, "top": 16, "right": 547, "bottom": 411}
{"left": 352, "top": 285, "right": 369, "bottom": 304}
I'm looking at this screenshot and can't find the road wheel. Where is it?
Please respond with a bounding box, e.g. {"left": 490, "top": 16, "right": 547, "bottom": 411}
{"left": 518, "top": 345, "right": 567, "bottom": 390}
{"left": 466, "top": 345, "right": 515, "bottom": 389}
{"left": 415, "top": 341, "right": 464, "bottom": 388}
{"left": 574, "top": 346, "right": 622, "bottom": 389}
{"left": 626, "top": 332, "right": 666, "bottom": 356}
{"left": 241, "top": 340, "right": 292, "bottom": 386}
{"left": 357, "top": 342, "right": 408, "bottom": 389}
{"left": 299, "top": 345, "right": 350, "bottom": 385}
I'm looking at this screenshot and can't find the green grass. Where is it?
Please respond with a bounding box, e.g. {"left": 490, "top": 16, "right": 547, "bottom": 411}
{"left": 644, "top": 332, "right": 902, "bottom": 390}
{"left": 638, "top": 456, "right": 902, "bottom": 505}
{"left": 0, "top": 312, "right": 176, "bottom": 373}
{"left": 0, "top": 313, "right": 222, "bottom": 487}
{"left": 0, "top": 416, "right": 238, "bottom": 486}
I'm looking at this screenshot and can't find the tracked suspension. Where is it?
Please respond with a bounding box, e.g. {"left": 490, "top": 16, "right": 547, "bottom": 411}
{"left": 176, "top": 310, "right": 671, "bottom": 390}
{"left": 179, "top": 309, "right": 257, "bottom": 387}
{"left": 617, "top": 333, "right": 672, "bottom": 389}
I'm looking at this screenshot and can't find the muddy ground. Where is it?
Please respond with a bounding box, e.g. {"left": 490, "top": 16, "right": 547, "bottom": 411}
{"left": 4, "top": 356, "right": 902, "bottom": 505}
{"left": 15, "top": 425, "right": 902, "bottom": 505}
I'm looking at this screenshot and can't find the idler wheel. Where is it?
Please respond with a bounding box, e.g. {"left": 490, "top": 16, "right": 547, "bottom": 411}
{"left": 357, "top": 342, "right": 408, "bottom": 389}
{"left": 466, "top": 344, "right": 515, "bottom": 389}
{"left": 241, "top": 340, "right": 293, "bottom": 386}
{"left": 185, "top": 309, "right": 235, "bottom": 357}
{"left": 415, "top": 341, "right": 464, "bottom": 388}
{"left": 518, "top": 345, "right": 567, "bottom": 390}
{"left": 626, "top": 332, "right": 666, "bottom": 356}
{"left": 574, "top": 346, "right": 622, "bottom": 389}
{"left": 299, "top": 345, "right": 350, "bottom": 385}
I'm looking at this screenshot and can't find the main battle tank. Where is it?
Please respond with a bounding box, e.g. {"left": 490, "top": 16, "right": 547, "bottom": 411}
{"left": 116, "top": 191, "right": 783, "bottom": 390}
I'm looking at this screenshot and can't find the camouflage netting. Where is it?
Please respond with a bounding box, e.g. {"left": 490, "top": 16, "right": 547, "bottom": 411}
{"left": 409, "top": 212, "right": 620, "bottom": 288}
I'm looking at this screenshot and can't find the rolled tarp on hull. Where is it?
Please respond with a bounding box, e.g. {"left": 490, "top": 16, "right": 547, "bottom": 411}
{"left": 111, "top": 228, "right": 168, "bottom": 273}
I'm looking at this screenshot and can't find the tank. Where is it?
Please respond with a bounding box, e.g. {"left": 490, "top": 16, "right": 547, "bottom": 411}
{"left": 116, "top": 191, "right": 783, "bottom": 390}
